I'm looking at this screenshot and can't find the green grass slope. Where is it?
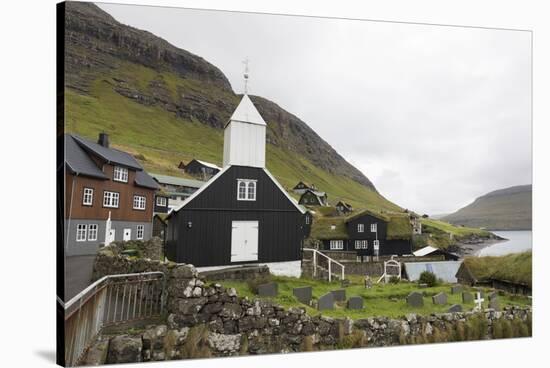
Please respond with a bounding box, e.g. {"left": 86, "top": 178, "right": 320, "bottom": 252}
{"left": 442, "top": 185, "right": 532, "bottom": 230}
{"left": 65, "top": 62, "right": 400, "bottom": 212}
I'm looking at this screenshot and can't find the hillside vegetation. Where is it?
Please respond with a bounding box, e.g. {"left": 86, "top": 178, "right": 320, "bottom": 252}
{"left": 442, "top": 185, "right": 532, "bottom": 230}
{"left": 64, "top": 2, "right": 398, "bottom": 212}
{"left": 462, "top": 252, "right": 532, "bottom": 287}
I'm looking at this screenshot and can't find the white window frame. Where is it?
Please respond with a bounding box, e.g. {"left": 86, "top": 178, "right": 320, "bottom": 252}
{"left": 76, "top": 224, "right": 87, "bottom": 242}
{"left": 373, "top": 239, "right": 380, "bottom": 252}
{"left": 330, "top": 240, "right": 344, "bottom": 250}
{"left": 133, "top": 195, "right": 146, "bottom": 210}
{"left": 237, "top": 179, "right": 257, "bottom": 201}
{"left": 371, "top": 223, "right": 378, "bottom": 233}
{"left": 305, "top": 215, "right": 310, "bottom": 225}
{"left": 355, "top": 240, "right": 368, "bottom": 249}
{"left": 103, "top": 191, "right": 120, "bottom": 208}
{"left": 113, "top": 166, "right": 129, "bottom": 183}
{"left": 156, "top": 196, "right": 167, "bottom": 207}
{"left": 357, "top": 223, "right": 364, "bottom": 233}
{"left": 82, "top": 187, "right": 94, "bottom": 206}
{"left": 88, "top": 224, "right": 98, "bottom": 241}
{"left": 136, "top": 225, "right": 144, "bottom": 240}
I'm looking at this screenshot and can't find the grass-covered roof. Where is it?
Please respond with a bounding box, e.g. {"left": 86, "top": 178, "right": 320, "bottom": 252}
{"left": 462, "top": 252, "right": 532, "bottom": 287}
{"left": 310, "top": 216, "right": 348, "bottom": 240}
{"left": 345, "top": 209, "right": 391, "bottom": 223}
{"left": 386, "top": 215, "right": 413, "bottom": 240}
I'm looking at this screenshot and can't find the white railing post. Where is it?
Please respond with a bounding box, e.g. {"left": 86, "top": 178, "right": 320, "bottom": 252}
{"left": 328, "top": 260, "right": 332, "bottom": 282}
{"left": 341, "top": 265, "right": 345, "bottom": 281}
{"left": 313, "top": 250, "right": 317, "bottom": 277}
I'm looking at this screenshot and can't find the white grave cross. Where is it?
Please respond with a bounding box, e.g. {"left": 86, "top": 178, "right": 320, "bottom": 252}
{"left": 474, "top": 292, "right": 484, "bottom": 311}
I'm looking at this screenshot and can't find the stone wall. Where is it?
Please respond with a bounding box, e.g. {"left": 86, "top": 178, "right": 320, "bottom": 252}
{"left": 85, "top": 250, "right": 532, "bottom": 365}
{"left": 199, "top": 265, "right": 270, "bottom": 281}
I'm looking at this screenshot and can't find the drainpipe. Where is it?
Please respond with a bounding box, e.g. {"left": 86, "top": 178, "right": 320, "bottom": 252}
{"left": 65, "top": 174, "right": 77, "bottom": 254}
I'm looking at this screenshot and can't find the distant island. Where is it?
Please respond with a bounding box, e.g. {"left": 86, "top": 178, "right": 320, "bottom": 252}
{"left": 442, "top": 185, "right": 532, "bottom": 230}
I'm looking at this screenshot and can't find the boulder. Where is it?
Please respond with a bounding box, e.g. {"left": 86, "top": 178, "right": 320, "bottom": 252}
{"left": 207, "top": 332, "right": 241, "bottom": 353}
{"left": 107, "top": 335, "right": 142, "bottom": 364}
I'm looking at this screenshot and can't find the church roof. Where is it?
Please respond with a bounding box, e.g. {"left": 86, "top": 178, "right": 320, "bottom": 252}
{"left": 227, "top": 94, "right": 266, "bottom": 127}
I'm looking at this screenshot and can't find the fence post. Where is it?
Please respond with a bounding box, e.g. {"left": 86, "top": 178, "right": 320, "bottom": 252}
{"left": 328, "top": 260, "right": 332, "bottom": 282}
{"left": 313, "top": 250, "right": 317, "bottom": 277}
{"left": 341, "top": 265, "right": 345, "bottom": 281}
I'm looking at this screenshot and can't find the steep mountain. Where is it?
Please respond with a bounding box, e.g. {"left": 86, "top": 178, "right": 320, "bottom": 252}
{"left": 62, "top": 2, "right": 398, "bottom": 211}
{"left": 442, "top": 185, "right": 532, "bottom": 230}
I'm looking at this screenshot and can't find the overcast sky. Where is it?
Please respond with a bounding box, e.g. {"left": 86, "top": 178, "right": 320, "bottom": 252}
{"left": 97, "top": 3, "right": 532, "bottom": 215}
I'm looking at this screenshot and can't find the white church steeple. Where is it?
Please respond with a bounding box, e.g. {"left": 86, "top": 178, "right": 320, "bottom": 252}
{"left": 223, "top": 61, "right": 267, "bottom": 168}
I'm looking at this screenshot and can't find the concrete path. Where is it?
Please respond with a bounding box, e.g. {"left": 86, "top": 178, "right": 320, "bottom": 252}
{"left": 64, "top": 255, "right": 96, "bottom": 301}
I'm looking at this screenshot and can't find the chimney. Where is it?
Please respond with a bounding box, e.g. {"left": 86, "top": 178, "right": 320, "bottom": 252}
{"left": 98, "top": 133, "right": 109, "bottom": 148}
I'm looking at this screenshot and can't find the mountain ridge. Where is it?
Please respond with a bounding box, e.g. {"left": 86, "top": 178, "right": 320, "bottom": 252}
{"left": 63, "top": 2, "right": 399, "bottom": 211}
{"left": 442, "top": 185, "right": 532, "bottom": 230}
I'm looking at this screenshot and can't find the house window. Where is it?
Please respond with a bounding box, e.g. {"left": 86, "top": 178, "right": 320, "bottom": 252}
{"left": 156, "top": 196, "right": 167, "bottom": 207}
{"left": 76, "top": 224, "right": 87, "bottom": 242}
{"left": 357, "top": 224, "right": 364, "bottom": 233}
{"left": 237, "top": 179, "right": 257, "bottom": 201}
{"left": 355, "top": 240, "right": 368, "bottom": 249}
{"left": 371, "top": 223, "right": 378, "bottom": 232}
{"left": 103, "top": 191, "right": 120, "bottom": 208}
{"left": 133, "top": 195, "right": 146, "bottom": 210}
{"left": 356, "top": 256, "right": 362, "bottom": 262}
{"left": 88, "top": 224, "right": 98, "bottom": 241}
{"left": 82, "top": 187, "right": 94, "bottom": 206}
{"left": 330, "top": 240, "right": 344, "bottom": 250}
{"left": 305, "top": 216, "right": 310, "bottom": 225}
{"left": 136, "top": 225, "right": 144, "bottom": 240}
{"left": 373, "top": 240, "right": 380, "bottom": 258}
{"left": 113, "top": 166, "right": 129, "bottom": 182}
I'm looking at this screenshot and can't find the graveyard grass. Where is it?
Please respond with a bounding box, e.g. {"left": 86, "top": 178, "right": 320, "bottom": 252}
{"left": 218, "top": 275, "right": 531, "bottom": 319}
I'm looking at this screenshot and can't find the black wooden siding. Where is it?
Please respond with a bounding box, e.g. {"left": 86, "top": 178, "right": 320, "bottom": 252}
{"left": 319, "top": 213, "right": 411, "bottom": 256}
{"left": 154, "top": 195, "right": 169, "bottom": 213}
{"left": 166, "top": 166, "right": 307, "bottom": 267}
{"left": 299, "top": 191, "right": 322, "bottom": 206}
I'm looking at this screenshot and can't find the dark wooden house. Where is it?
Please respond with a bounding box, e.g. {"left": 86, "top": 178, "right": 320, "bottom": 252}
{"left": 293, "top": 181, "right": 317, "bottom": 194}
{"left": 310, "top": 210, "right": 413, "bottom": 261}
{"left": 166, "top": 94, "right": 309, "bottom": 276}
{"left": 181, "top": 159, "right": 221, "bottom": 180}
{"left": 336, "top": 201, "right": 353, "bottom": 215}
{"left": 299, "top": 189, "right": 328, "bottom": 206}
{"left": 64, "top": 133, "right": 159, "bottom": 256}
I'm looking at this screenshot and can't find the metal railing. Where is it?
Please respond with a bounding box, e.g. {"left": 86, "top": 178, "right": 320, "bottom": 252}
{"left": 304, "top": 248, "right": 345, "bottom": 282}
{"left": 64, "top": 272, "right": 166, "bottom": 367}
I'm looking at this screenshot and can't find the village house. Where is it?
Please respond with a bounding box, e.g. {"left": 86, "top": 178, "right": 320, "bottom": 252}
{"left": 150, "top": 173, "right": 205, "bottom": 211}
{"left": 179, "top": 159, "right": 221, "bottom": 180}
{"left": 64, "top": 133, "right": 159, "bottom": 256}
{"left": 292, "top": 181, "right": 317, "bottom": 194}
{"left": 335, "top": 201, "right": 353, "bottom": 215}
{"left": 310, "top": 210, "right": 413, "bottom": 261}
{"left": 413, "top": 245, "right": 459, "bottom": 260}
{"left": 299, "top": 189, "right": 329, "bottom": 206}
{"left": 166, "top": 94, "right": 310, "bottom": 276}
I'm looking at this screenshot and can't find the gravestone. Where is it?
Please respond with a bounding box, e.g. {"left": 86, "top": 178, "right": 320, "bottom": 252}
{"left": 318, "top": 292, "right": 335, "bottom": 311}
{"left": 432, "top": 292, "right": 448, "bottom": 305}
{"left": 451, "top": 285, "right": 463, "bottom": 294}
{"left": 447, "top": 304, "right": 462, "bottom": 313}
{"left": 489, "top": 298, "right": 500, "bottom": 311}
{"left": 341, "top": 279, "right": 351, "bottom": 288}
{"left": 419, "top": 283, "right": 428, "bottom": 289}
{"left": 331, "top": 289, "right": 346, "bottom": 302}
{"left": 364, "top": 276, "right": 373, "bottom": 289}
{"left": 347, "top": 296, "right": 364, "bottom": 310}
{"left": 293, "top": 286, "right": 312, "bottom": 305}
{"left": 258, "top": 282, "right": 278, "bottom": 297}
{"left": 488, "top": 291, "right": 498, "bottom": 301}
{"left": 406, "top": 292, "right": 424, "bottom": 308}
{"left": 462, "top": 291, "right": 474, "bottom": 303}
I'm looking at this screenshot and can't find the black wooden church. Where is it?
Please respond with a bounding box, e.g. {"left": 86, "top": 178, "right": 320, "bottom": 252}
{"left": 166, "top": 94, "right": 310, "bottom": 275}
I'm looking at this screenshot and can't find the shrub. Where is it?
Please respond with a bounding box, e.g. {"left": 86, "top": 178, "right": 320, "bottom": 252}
{"left": 418, "top": 271, "right": 438, "bottom": 287}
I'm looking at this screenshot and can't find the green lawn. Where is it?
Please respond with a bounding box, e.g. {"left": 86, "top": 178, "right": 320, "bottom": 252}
{"left": 217, "top": 275, "right": 530, "bottom": 320}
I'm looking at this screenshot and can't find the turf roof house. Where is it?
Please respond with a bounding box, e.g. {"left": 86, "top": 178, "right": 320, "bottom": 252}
{"left": 311, "top": 210, "right": 413, "bottom": 261}
{"left": 180, "top": 159, "right": 221, "bottom": 180}
{"left": 336, "top": 201, "right": 353, "bottom": 215}
{"left": 166, "top": 94, "right": 310, "bottom": 276}
{"left": 64, "top": 133, "right": 159, "bottom": 256}
{"left": 299, "top": 189, "right": 329, "bottom": 206}
{"left": 293, "top": 181, "right": 317, "bottom": 194}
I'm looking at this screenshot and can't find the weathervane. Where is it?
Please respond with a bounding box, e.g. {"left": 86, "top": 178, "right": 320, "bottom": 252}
{"left": 243, "top": 58, "right": 249, "bottom": 94}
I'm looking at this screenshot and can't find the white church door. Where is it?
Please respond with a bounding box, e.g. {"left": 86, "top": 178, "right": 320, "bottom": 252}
{"left": 123, "top": 228, "right": 131, "bottom": 241}
{"left": 231, "top": 221, "right": 259, "bottom": 262}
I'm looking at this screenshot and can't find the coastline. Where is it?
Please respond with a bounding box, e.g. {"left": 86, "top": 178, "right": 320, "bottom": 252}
{"left": 448, "top": 236, "right": 507, "bottom": 258}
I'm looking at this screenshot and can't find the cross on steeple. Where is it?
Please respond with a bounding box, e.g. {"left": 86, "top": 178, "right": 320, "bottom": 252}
{"left": 242, "top": 58, "right": 250, "bottom": 94}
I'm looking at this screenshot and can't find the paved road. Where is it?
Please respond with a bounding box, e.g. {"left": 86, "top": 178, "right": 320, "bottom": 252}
{"left": 64, "top": 255, "right": 96, "bottom": 301}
